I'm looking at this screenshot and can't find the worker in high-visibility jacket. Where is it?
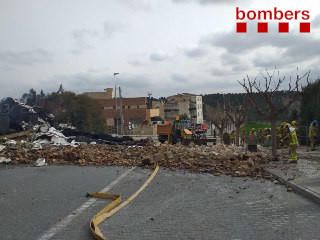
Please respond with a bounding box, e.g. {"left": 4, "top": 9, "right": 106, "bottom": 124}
{"left": 287, "top": 123, "right": 299, "bottom": 162}
{"left": 309, "top": 120, "right": 318, "bottom": 151}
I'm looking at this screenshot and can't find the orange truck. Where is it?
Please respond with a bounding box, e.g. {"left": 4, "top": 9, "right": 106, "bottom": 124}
{"left": 156, "top": 120, "right": 194, "bottom": 144}
{"left": 157, "top": 121, "right": 173, "bottom": 143}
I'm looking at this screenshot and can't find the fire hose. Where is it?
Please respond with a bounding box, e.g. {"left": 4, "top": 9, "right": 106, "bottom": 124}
{"left": 88, "top": 165, "right": 159, "bottom": 240}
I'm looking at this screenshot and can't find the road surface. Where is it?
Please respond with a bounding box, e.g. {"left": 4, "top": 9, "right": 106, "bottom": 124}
{"left": 0, "top": 165, "right": 319, "bottom": 240}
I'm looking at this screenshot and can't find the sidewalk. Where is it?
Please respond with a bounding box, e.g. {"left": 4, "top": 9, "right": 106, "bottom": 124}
{"left": 265, "top": 147, "right": 320, "bottom": 205}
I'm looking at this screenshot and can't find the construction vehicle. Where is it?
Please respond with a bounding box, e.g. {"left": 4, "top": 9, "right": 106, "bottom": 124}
{"left": 157, "top": 121, "right": 173, "bottom": 143}
{"left": 157, "top": 118, "right": 208, "bottom": 145}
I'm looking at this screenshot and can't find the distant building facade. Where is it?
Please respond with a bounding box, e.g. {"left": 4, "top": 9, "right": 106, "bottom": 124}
{"left": 84, "top": 88, "right": 114, "bottom": 100}
{"left": 162, "top": 93, "right": 203, "bottom": 124}
{"left": 84, "top": 89, "right": 204, "bottom": 133}
{"left": 84, "top": 88, "right": 148, "bottom": 133}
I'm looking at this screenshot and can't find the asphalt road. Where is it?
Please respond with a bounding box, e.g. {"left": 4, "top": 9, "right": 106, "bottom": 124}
{"left": 1, "top": 165, "right": 320, "bottom": 240}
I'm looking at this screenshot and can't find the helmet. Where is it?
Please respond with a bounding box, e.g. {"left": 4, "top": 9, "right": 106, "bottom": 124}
{"left": 311, "top": 120, "right": 318, "bottom": 127}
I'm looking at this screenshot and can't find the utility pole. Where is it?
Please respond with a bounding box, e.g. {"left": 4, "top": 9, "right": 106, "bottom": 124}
{"left": 223, "top": 93, "right": 227, "bottom": 134}
{"left": 119, "top": 86, "right": 124, "bottom": 135}
{"left": 113, "top": 73, "right": 120, "bottom": 135}
{"left": 147, "top": 92, "right": 152, "bottom": 109}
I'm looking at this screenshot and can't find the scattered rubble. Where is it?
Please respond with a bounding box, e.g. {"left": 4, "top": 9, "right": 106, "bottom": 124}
{"left": 34, "top": 126, "right": 70, "bottom": 146}
{"left": 5, "top": 140, "right": 17, "bottom": 145}
{"left": 0, "top": 145, "right": 5, "bottom": 152}
{"left": 0, "top": 120, "right": 274, "bottom": 178}
{"left": 61, "top": 128, "right": 147, "bottom": 145}
{"left": 0, "top": 137, "right": 272, "bottom": 178}
{"left": 34, "top": 158, "right": 47, "bottom": 167}
{"left": 0, "top": 96, "right": 274, "bottom": 178}
{"left": 0, "top": 157, "right": 11, "bottom": 164}
{"left": 0, "top": 97, "right": 40, "bottom": 134}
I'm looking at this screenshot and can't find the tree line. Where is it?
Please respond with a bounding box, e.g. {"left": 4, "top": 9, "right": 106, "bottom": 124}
{"left": 300, "top": 79, "right": 320, "bottom": 125}
{"left": 203, "top": 92, "right": 299, "bottom": 122}
{"left": 21, "top": 87, "right": 106, "bottom": 133}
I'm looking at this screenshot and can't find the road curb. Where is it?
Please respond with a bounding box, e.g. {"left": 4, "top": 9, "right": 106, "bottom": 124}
{"left": 264, "top": 168, "right": 320, "bottom": 206}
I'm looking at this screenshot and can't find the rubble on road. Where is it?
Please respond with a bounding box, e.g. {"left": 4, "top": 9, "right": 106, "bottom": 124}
{"left": 61, "top": 128, "right": 148, "bottom": 145}
{"left": 34, "top": 126, "right": 70, "bottom": 146}
{"left": 34, "top": 158, "right": 47, "bottom": 167}
{"left": 0, "top": 145, "right": 5, "bottom": 152}
{"left": 0, "top": 97, "right": 41, "bottom": 134}
{"left": 0, "top": 156, "right": 11, "bottom": 164}
{"left": 0, "top": 140, "right": 272, "bottom": 178}
{"left": 5, "top": 140, "right": 17, "bottom": 145}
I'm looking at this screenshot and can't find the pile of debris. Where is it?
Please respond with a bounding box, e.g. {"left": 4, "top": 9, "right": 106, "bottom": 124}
{"left": 0, "top": 139, "right": 272, "bottom": 177}
{"left": 0, "top": 97, "right": 41, "bottom": 134}
{"left": 122, "top": 143, "right": 271, "bottom": 177}
{"left": 61, "top": 128, "right": 148, "bottom": 145}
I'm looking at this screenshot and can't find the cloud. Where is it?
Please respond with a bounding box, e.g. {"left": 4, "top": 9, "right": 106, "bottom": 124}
{"left": 72, "top": 29, "right": 99, "bottom": 51}
{"left": 210, "top": 64, "right": 249, "bottom": 77}
{"left": 231, "top": 64, "right": 249, "bottom": 72}
{"left": 149, "top": 52, "right": 169, "bottom": 62}
{"left": 117, "top": 0, "right": 153, "bottom": 11}
{"left": 50, "top": 71, "right": 153, "bottom": 96}
{"left": 0, "top": 49, "right": 53, "bottom": 66}
{"left": 172, "top": 0, "right": 234, "bottom": 5}
{"left": 72, "top": 21, "right": 123, "bottom": 54}
{"left": 311, "top": 14, "right": 320, "bottom": 29}
{"left": 184, "top": 47, "right": 207, "bottom": 58}
{"left": 70, "top": 49, "right": 82, "bottom": 55}
{"left": 210, "top": 67, "right": 227, "bottom": 76}
{"left": 103, "top": 22, "right": 124, "bottom": 38}
{"left": 204, "top": 29, "right": 320, "bottom": 69}
{"left": 87, "top": 66, "right": 109, "bottom": 73}
{"left": 220, "top": 53, "right": 240, "bottom": 65}
{"left": 128, "top": 59, "right": 145, "bottom": 67}
{"left": 0, "top": 65, "right": 14, "bottom": 71}
{"left": 171, "top": 73, "right": 190, "bottom": 83}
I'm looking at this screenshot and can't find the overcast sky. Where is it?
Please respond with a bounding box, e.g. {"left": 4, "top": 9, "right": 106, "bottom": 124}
{"left": 1, "top": 0, "right": 319, "bottom": 98}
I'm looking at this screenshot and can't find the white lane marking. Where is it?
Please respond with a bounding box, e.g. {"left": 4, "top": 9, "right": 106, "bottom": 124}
{"left": 37, "top": 167, "right": 136, "bottom": 240}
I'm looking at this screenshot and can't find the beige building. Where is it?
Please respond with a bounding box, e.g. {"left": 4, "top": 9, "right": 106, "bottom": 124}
{"left": 161, "top": 93, "right": 203, "bottom": 124}
{"left": 84, "top": 88, "right": 163, "bottom": 134}
{"left": 84, "top": 88, "right": 149, "bottom": 133}
{"left": 84, "top": 88, "right": 114, "bottom": 100}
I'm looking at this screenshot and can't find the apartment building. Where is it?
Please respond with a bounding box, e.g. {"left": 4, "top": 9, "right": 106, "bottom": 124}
{"left": 164, "top": 93, "right": 203, "bottom": 124}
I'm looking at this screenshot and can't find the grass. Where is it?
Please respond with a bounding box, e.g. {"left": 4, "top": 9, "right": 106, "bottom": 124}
{"left": 242, "top": 122, "right": 271, "bottom": 133}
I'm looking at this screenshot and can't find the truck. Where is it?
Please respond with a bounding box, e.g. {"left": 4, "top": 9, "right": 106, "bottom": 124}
{"left": 157, "top": 119, "right": 209, "bottom": 145}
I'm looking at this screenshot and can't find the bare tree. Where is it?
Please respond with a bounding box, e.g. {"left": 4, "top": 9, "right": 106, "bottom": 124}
{"left": 238, "top": 69, "right": 310, "bottom": 159}
{"left": 226, "top": 104, "right": 247, "bottom": 146}
{"left": 205, "top": 104, "right": 228, "bottom": 141}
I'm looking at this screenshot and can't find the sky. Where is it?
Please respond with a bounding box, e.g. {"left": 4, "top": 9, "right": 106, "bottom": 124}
{"left": 0, "top": 0, "right": 320, "bottom": 98}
